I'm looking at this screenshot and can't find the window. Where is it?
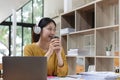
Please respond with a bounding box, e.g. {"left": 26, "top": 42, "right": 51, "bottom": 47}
{"left": 0, "top": 0, "right": 44, "bottom": 57}
{"left": 16, "top": 10, "right": 22, "bottom": 22}
{"left": 33, "top": 0, "right": 43, "bottom": 23}
{"left": 0, "top": 25, "right": 9, "bottom": 63}
{"left": 16, "top": 26, "right": 22, "bottom": 56}
{"left": 23, "top": 27, "right": 32, "bottom": 48}
{"left": 23, "top": 1, "right": 32, "bottom": 23}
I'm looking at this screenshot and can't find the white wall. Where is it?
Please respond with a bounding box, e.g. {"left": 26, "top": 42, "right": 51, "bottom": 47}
{"left": 44, "top": 0, "right": 64, "bottom": 18}
{"left": 0, "top": 0, "right": 29, "bottom": 23}
{"left": 44, "top": 0, "right": 64, "bottom": 36}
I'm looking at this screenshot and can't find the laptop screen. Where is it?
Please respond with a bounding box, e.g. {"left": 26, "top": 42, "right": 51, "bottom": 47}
{"left": 3, "top": 56, "right": 47, "bottom": 80}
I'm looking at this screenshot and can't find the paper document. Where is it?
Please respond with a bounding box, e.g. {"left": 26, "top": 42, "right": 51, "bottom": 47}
{"left": 80, "top": 72, "right": 118, "bottom": 80}
{"left": 47, "top": 75, "right": 82, "bottom": 80}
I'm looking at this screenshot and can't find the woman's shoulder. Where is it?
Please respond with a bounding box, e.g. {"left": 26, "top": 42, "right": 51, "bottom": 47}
{"left": 24, "top": 43, "right": 36, "bottom": 49}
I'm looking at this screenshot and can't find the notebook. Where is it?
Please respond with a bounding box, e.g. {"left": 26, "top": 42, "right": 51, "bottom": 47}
{"left": 2, "top": 56, "right": 47, "bottom": 80}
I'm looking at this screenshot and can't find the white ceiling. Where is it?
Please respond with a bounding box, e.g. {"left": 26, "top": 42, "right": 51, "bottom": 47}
{"left": 0, "top": 0, "right": 30, "bottom": 23}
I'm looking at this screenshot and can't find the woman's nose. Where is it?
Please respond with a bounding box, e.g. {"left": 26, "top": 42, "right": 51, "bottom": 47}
{"left": 51, "top": 30, "right": 55, "bottom": 34}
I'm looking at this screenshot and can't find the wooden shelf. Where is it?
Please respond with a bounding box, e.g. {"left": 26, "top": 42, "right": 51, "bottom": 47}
{"left": 76, "top": 4, "right": 95, "bottom": 31}
{"left": 60, "top": 0, "right": 119, "bottom": 75}
{"left": 96, "top": 0, "right": 119, "bottom": 27}
{"left": 69, "top": 29, "right": 94, "bottom": 35}
{"left": 61, "top": 11, "right": 75, "bottom": 29}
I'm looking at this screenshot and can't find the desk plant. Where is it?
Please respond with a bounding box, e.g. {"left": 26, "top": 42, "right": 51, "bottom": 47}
{"left": 106, "top": 44, "right": 112, "bottom": 56}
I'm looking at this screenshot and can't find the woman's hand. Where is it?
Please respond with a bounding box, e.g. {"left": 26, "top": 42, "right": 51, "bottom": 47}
{"left": 45, "top": 38, "right": 61, "bottom": 60}
{"left": 50, "top": 38, "right": 63, "bottom": 67}
{"left": 45, "top": 38, "right": 63, "bottom": 66}
{"left": 50, "top": 38, "right": 62, "bottom": 53}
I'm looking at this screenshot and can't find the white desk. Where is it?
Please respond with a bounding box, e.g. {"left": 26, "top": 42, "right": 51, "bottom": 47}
{"left": 47, "top": 72, "right": 119, "bottom": 80}
{"left": 1, "top": 72, "right": 119, "bottom": 80}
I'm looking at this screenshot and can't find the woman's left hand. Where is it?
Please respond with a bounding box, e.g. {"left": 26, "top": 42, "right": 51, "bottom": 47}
{"left": 50, "top": 38, "right": 63, "bottom": 67}
{"left": 50, "top": 38, "right": 62, "bottom": 54}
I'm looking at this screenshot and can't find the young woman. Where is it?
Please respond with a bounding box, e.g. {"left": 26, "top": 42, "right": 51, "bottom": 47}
{"left": 24, "top": 17, "right": 68, "bottom": 77}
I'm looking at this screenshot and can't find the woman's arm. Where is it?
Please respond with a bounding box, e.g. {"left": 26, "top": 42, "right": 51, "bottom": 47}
{"left": 56, "top": 49, "right": 68, "bottom": 77}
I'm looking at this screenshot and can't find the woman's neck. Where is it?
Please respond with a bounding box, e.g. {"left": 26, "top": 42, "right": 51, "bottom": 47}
{"left": 36, "top": 38, "right": 49, "bottom": 51}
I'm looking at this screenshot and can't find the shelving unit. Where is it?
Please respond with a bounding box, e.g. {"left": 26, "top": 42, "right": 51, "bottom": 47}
{"left": 76, "top": 4, "right": 95, "bottom": 31}
{"left": 85, "top": 57, "right": 95, "bottom": 72}
{"left": 72, "top": 0, "right": 95, "bottom": 10}
{"left": 60, "top": 0, "right": 119, "bottom": 75}
{"left": 96, "top": 0, "right": 119, "bottom": 27}
{"left": 96, "top": 57, "right": 114, "bottom": 71}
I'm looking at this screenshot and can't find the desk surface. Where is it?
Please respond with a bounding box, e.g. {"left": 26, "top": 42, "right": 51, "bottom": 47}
{"left": 47, "top": 76, "right": 82, "bottom": 80}
{"left": 0, "top": 72, "right": 119, "bottom": 80}
{"left": 0, "top": 76, "right": 119, "bottom": 80}
{"left": 47, "top": 72, "right": 119, "bottom": 80}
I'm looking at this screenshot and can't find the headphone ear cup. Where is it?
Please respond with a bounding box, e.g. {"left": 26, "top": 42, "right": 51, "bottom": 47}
{"left": 33, "top": 25, "right": 41, "bottom": 34}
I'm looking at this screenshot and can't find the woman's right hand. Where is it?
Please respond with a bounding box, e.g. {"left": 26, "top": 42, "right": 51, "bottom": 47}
{"left": 49, "top": 38, "right": 61, "bottom": 52}
{"left": 45, "top": 38, "right": 58, "bottom": 60}
{"left": 45, "top": 38, "right": 60, "bottom": 56}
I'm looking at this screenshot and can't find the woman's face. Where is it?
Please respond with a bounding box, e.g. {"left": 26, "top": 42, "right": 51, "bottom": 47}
{"left": 41, "top": 22, "right": 56, "bottom": 41}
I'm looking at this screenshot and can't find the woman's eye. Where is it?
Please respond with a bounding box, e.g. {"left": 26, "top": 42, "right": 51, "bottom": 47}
{"left": 48, "top": 28, "right": 52, "bottom": 31}
{"left": 47, "top": 28, "right": 56, "bottom": 31}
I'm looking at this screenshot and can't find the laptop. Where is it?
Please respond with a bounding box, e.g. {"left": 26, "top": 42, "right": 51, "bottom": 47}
{"left": 2, "top": 56, "right": 47, "bottom": 80}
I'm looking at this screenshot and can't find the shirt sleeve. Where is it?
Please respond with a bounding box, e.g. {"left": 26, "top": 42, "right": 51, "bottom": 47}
{"left": 56, "top": 49, "right": 68, "bottom": 77}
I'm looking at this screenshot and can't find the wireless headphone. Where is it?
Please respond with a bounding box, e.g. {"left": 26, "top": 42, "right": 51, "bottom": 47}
{"left": 33, "top": 23, "right": 41, "bottom": 34}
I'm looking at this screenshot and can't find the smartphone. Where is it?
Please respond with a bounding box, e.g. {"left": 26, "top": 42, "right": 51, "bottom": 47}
{"left": 51, "top": 36, "right": 59, "bottom": 39}
{"left": 51, "top": 36, "right": 59, "bottom": 40}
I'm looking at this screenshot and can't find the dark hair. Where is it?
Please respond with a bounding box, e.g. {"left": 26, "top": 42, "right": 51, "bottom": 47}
{"left": 32, "top": 17, "right": 56, "bottom": 42}
{"left": 38, "top": 17, "right": 56, "bottom": 29}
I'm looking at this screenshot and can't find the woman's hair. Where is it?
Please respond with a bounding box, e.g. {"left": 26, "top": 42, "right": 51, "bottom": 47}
{"left": 38, "top": 17, "right": 56, "bottom": 29}
{"left": 32, "top": 17, "right": 56, "bottom": 42}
